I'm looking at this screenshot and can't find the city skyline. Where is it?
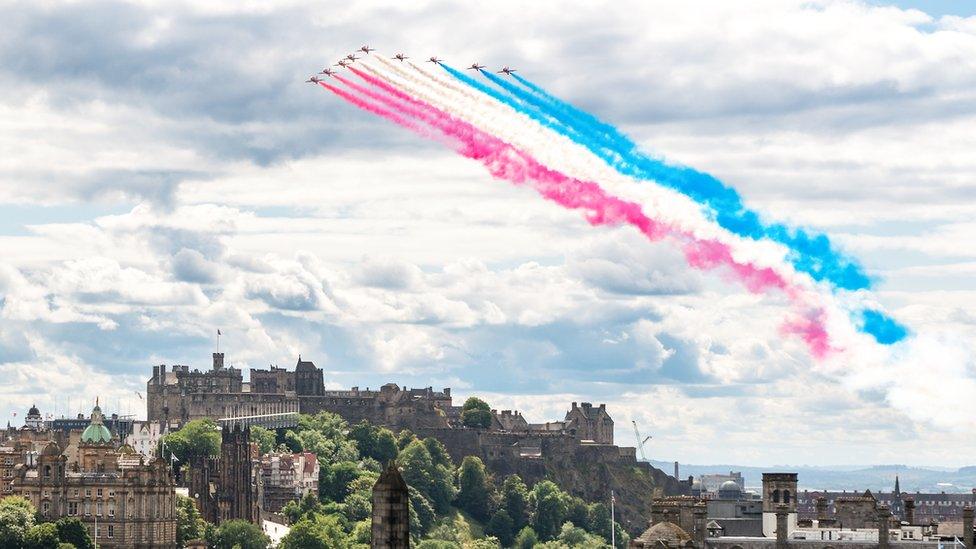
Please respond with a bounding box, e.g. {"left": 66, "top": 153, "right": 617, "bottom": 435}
{"left": 1, "top": 0, "right": 975, "bottom": 467}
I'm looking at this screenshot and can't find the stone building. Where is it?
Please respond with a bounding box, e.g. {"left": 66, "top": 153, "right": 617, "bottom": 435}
{"left": 371, "top": 462, "right": 409, "bottom": 549}
{"left": 796, "top": 478, "right": 976, "bottom": 526}
{"left": 259, "top": 451, "right": 319, "bottom": 513}
{"left": 762, "top": 473, "right": 798, "bottom": 537}
{"left": 188, "top": 424, "right": 260, "bottom": 525}
{"left": 564, "top": 402, "right": 614, "bottom": 444}
{"left": 10, "top": 402, "right": 177, "bottom": 548}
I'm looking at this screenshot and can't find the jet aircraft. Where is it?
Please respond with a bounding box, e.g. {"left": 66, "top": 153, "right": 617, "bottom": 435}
{"left": 305, "top": 76, "right": 322, "bottom": 83}
{"left": 467, "top": 63, "right": 486, "bottom": 70}
{"left": 394, "top": 53, "right": 409, "bottom": 61}
{"left": 319, "top": 68, "right": 336, "bottom": 76}
{"left": 345, "top": 54, "right": 359, "bottom": 61}
{"left": 497, "top": 66, "right": 517, "bottom": 75}
{"left": 359, "top": 45, "right": 375, "bottom": 54}
{"left": 428, "top": 56, "right": 442, "bottom": 64}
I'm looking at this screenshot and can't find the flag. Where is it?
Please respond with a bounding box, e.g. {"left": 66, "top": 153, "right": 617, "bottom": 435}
{"left": 217, "top": 329, "right": 221, "bottom": 335}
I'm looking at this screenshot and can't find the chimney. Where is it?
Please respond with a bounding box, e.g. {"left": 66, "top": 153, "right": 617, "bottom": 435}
{"left": 775, "top": 504, "right": 789, "bottom": 549}
{"left": 693, "top": 502, "right": 707, "bottom": 548}
{"left": 213, "top": 352, "right": 225, "bottom": 370}
{"left": 674, "top": 461, "right": 680, "bottom": 479}
{"left": 964, "top": 506, "right": 974, "bottom": 549}
{"left": 571, "top": 402, "right": 578, "bottom": 409}
{"left": 878, "top": 505, "right": 891, "bottom": 549}
{"left": 904, "top": 498, "right": 915, "bottom": 525}
{"left": 816, "top": 497, "right": 828, "bottom": 521}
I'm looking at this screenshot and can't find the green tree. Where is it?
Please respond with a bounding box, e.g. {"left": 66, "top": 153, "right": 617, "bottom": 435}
{"left": 513, "top": 526, "right": 539, "bottom": 549}
{"left": 586, "top": 502, "right": 612, "bottom": 541}
{"left": 283, "top": 431, "right": 304, "bottom": 453}
{"left": 163, "top": 419, "right": 220, "bottom": 461}
{"left": 175, "top": 494, "right": 206, "bottom": 546}
{"left": 399, "top": 440, "right": 456, "bottom": 513}
{"left": 566, "top": 496, "right": 590, "bottom": 532}
{"left": 532, "top": 480, "right": 569, "bottom": 540}
{"left": 456, "top": 456, "right": 492, "bottom": 520}
{"left": 396, "top": 429, "right": 417, "bottom": 450}
{"left": 54, "top": 517, "right": 94, "bottom": 549}
{"left": 407, "top": 487, "right": 436, "bottom": 536}
{"left": 460, "top": 397, "right": 492, "bottom": 429}
{"left": 422, "top": 437, "right": 452, "bottom": 469}
{"left": 485, "top": 509, "right": 515, "bottom": 546}
{"left": 249, "top": 426, "right": 277, "bottom": 454}
{"left": 501, "top": 475, "right": 530, "bottom": 530}
{"left": 0, "top": 496, "right": 37, "bottom": 548}
{"left": 282, "top": 492, "right": 324, "bottom": 524}
{"left": 279, "top": 515, "right": 353, "bottom": 549}
{"left": 348, "top": 422, "right": 399, "bottom": 463}
{"left": 319, "top": 460, "right": 363, "bottom": 502}
{"left": 212, "top": 519, "right": 270, "bottom": 549}
{"left": 556, "top": 521, "right": 608, "bottom": 548}
{"left": 416, "top": 541, "right": 460, "bottom": 549}
{"left": 25, "top": 522, "right": 60, "bottom": 549}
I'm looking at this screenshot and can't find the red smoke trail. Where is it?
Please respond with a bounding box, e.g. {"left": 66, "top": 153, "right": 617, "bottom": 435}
{"left": 320, "top": 70, "right": 833, "bottom": 357}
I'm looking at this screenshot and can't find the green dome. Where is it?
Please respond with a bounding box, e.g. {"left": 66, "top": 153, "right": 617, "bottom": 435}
{"left": 81, "top": 404, "right": 113, "bottom": 444}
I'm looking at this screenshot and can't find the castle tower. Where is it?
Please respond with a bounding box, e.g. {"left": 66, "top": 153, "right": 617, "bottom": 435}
{"left": 371, "top": 461, "right": 409, "bottom": 549}
{"left": 295, "top": 357, "right": 325, "bottom": 396}
{"left": 762, "top": 473, "right": 798, "bottom": 537}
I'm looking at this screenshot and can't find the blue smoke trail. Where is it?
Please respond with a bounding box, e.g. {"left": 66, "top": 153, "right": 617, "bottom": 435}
{"left": 466, "top": 69, "right": 907, "bottom": 344}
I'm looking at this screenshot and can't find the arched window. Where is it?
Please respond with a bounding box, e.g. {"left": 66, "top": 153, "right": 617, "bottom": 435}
{"left": 773, "top": 489, "right": 781, "bottom": 503}
{"left": 784, "top": 490, "right": 792, "bottom": 504}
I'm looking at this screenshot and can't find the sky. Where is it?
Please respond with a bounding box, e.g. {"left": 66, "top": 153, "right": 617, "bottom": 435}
{"left": 1, "top": 0, "right": 974, "bottom": 467}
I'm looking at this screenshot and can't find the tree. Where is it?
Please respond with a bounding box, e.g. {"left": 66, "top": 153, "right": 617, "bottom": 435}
{"left": 399, "top": 439, "right": 456, "bottom": 513}
{"left": 212, "top": 519, "right": 270, "bottom": 549}
{"left": 396, "top": 429, "right": 417, "bottom": 450}
{"left": 25, "top": 522, "right": 60, "bottom": 549}
{"left": 501, "top": 475, "right": 530, "bottom": 530}
{"left": 249, "top": 426, "right": 277, "bottom": 454}
{"left": 416, "top": 541, "right": 460, "bottom": 549}
{"left": 485, "top": 509, "right": 515, "bottom": 546}
{"left": 555, "top": 521, "right": 607, "bottom": 548}
{"left": 586, "top": 503, "right": 612, "bottom": 541}
{"left": 319, "top": 460, "right": 363, "bottom": 502}
{"left": 55, "top": 518, "right": 94, "bottom": 549}
{"left": 163, "top": 419, "right": 220, "bottom": 462}
{"left": 348, "top": 421, "right": 399, "bottom": 463}
{"left": 513, "top": 526, "right": 539, "bottom": 549}
{"left": 460, "top": 397, "right": 492, "bottom": 429}
{"left": 566, "top": 496, "right": 589, "bottom": 532}
{"left": 532, "top": 480, "right": 569, "bottom": 540}
{"left": 282, "top": 492, "right": 323, "bottom": 524}
{"left": 422, "top": 437, "right": 452, "bottom": 469}
{"left": 408, "top": 487, "right": 436, "bottom": 536}
{"left": 456, "top": 456, "right": 492, "bottom": 520}
{"left": 0, "top": 496, "right": 36, "bottom": 548}
{"left": 175, "top": 494, "right": 206, "bottom": 545}
{"left": 279, "top": 515, "right": 353, "bottom": 549}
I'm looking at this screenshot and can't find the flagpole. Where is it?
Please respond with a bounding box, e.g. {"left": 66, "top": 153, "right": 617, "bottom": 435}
{"left": 611, "top": 489, "right": 616, "bottom": 548}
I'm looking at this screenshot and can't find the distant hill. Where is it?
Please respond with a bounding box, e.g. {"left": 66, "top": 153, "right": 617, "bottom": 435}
{"left": 650, "top": 460, "right": 976, "bottom": 494}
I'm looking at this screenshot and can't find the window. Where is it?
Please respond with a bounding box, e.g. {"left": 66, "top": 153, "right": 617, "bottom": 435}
{"left": 108, "top": 502, "right": 115, "bottom": 517}
{"left": 85, "top": 489, "right": 92, "bottom": 497}
{"left": 773, "top": 490, "right": 781, "bottom": 503}
{"left": 42, "top": 501, "right": 50, "bottom": 514}
{"left": 107, "top": 525, "right": 114, "bottom": 538}
{"left": 97, "top": 502, "right": 103, "bottom": 516}
{"left": 43, "top": 465, "right": 51, "bottom": 478}
{"left": 84, "top": 502, "right": 91, "bottom": 515}
{"left": 784, "top": 490, "right": 792, "bottom": 504}
{"left": 97, "top": 488, "right": 103, "bottom": 498}
{"left": 68, "top": 502, "right": 78, "bottom": 516}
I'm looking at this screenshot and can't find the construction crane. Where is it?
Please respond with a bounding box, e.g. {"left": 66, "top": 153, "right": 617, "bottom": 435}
{"left": 632, "top": 420, "right": 652, "bottom": 461}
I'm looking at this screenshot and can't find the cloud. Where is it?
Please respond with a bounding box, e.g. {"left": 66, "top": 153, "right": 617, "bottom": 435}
{"left": 1, "top": 0, "right": 975, "bottom": 464}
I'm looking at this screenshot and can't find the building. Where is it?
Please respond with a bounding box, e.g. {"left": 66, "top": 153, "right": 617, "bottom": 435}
{"left": 564, "top": 402, "right": 614, "bottom": 444}
{"left": 125, "top": 421, "right": 164, "bottom": 458}
{"left": 796, "top": 479, "right": 976, "bottom": 525}
{"left": 25, "top": 404, "right": 44, "bottom": 430}
{"left": 188, "top": 424, "right": 260, "bottom": 525}
{"left": 259, "top": 451, "right": 319, "bottom": 513}
{"left": 371, "top": 462, "right": 409, "bottom": 549}
{"left": 10, "top": 402, "right": 178, "bottom": 548}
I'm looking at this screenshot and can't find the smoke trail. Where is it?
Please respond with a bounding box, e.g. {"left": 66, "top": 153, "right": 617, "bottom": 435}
{"left": 322, "top": 68, "right": 833, "bottom": 357}
{"left": 470, "top": 69, "right": 906, "bottom": 344}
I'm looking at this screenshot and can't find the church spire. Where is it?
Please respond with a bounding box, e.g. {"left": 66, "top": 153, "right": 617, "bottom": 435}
{"left": 894, "top": 475, "right": 901, "bottom": 495}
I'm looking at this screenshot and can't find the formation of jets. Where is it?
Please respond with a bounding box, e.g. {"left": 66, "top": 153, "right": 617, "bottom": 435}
{"left": 307, "top": 48, "right": 518, "bottom": 83}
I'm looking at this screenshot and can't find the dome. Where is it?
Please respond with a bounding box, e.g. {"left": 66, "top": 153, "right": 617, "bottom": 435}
{"left": 720, "top": 480, "right": 741, "bottom": 492}
{"left": 27, "top": 404, "right": 40, "bottom": 417}
{"left": 635, "top": 521, "right": 692, "bottom": 544}
{"left": 80, "top": 403, "right": 113, "bottom": 445}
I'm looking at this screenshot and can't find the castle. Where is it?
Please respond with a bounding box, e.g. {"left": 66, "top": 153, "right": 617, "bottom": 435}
{"left": 147, "top": 352, "right": 681, "bottom": 530}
